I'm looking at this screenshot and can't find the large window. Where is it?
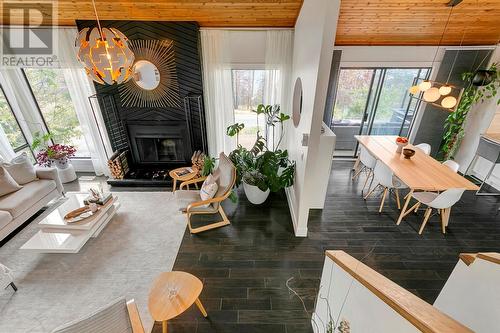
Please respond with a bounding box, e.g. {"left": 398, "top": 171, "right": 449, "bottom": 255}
{"left": 232, "top": 69, "right": 267, "bottom": 149}
{"left": 24, "top": 68, "right": 90, "bottom": 157}
{"left": 0, "top": 87, "right": 30, "bottom": 154}
{"left": 332, "top": 67, "right": 430, "bottom": 156}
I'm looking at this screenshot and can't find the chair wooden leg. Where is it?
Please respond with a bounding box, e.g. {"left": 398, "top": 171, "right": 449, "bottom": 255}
{"left": 187, "top": 206, "right": 231, "bottom": 234}
{"left": 364, "top": 184, "right": 380, "bottom": 200}
{"left": 352, "top": 157, "right": 360, "bottom": 172}
{"left": 352, "top": 165, "right": 365, "bottom": 181}
{"left": 162, "top": 320, "right": 167, "bottom": 333}
{"left": 419, "top": 208, "right": 432, "bottom": 234}
{"left": 414, "top": 202, "right": 421, "bottom": 213}
{"left": 395, "top": 189, "right": 401, "bottom": 210}
{"left": 397, "top": 189, "right": 414, "bottom": 225}
{"left": 379, "top": 188, "right": 388, "bottom": 213}
{"left": 402, "top": 202, "right": 420, "bottom": 219}
{"left": 362, "top": 170, "right": 372, "bottom": 192}
{"left": 439, "top": 209, "right": 447, "bottom": 234}
{"left": 195, "top": 298, "right": 208, "bottom": 317}
{"left": 172, "top": 180, "right": 177, "bottom": 192}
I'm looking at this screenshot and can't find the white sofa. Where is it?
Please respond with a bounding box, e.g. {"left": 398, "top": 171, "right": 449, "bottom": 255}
{"left": 0, "top": 168, "right": 64, "bottom": 242}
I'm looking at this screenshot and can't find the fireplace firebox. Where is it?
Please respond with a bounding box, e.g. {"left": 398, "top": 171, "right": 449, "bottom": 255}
{"left": 127, "top": 122, "right": 192, "bottom": 166}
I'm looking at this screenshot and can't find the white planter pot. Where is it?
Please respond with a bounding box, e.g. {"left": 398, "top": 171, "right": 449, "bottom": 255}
{"left": 243, "top": 181, "right": 270, "bottom": 204}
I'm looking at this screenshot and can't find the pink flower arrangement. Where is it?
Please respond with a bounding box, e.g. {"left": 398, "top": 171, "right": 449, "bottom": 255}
{"left": 35, "top": 144, "right": 76, "bottom": 167}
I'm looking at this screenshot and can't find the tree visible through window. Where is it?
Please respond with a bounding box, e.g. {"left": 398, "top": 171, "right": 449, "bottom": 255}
{"left": 0, "top": 87, "right": 27, "bottom": 151}
{"left": 232, "top": 69, "right": 266, "bottom": 149}
{"left": 24, "top": 68, "right": 90, "bottom": 157}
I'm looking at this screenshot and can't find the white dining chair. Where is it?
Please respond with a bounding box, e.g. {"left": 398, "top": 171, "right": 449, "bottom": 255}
{"left": 364, "top": 160, "right": 407, "bottom": 213}
{"left": 401, "top": 188, "right": 465, "bottom": 234}
{"left": 442, "top": 160, "right": 460, "bottom": 173}
{"left": 352, "top": 146, "right": 377, "bottom": 193}
{"left": 414, "top": 143, "right": 431, "bottom": 155}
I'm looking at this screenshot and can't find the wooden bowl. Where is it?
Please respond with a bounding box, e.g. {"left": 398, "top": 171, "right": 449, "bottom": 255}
{"left": 402, "top": 148, "right": 415, "bottom": 159}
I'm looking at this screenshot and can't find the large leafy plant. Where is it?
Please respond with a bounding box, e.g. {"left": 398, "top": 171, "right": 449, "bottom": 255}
{"left": 441, "top": 63, "right": 500, "bottom": 159}
{"left": 227, "top": 104, "right": 295, "bottom": 193}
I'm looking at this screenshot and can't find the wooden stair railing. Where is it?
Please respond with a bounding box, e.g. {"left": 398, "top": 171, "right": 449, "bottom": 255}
{"left": 459, "top": 252, "right": 500, "bottom": 266}
{"left": 326, "top": 250, "right": 473, "bottom": 333}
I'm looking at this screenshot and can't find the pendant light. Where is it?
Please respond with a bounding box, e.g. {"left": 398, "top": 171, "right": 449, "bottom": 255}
{"left": 408, "top": 0, "right": 465, "bottom": 112}
{"left": 75, "top": 0, "right": 135, "bottom": 85}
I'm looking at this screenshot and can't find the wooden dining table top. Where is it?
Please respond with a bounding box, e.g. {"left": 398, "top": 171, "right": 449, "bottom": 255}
{"left": 355, "top": 135, "right": 479, "bottom": 191}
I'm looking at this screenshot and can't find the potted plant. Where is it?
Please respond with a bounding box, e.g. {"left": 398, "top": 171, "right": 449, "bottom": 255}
{"left": 32, "top": 133, "right": 76, "bottom": 169}
{"left": 440, "top": 63, "right": 500, "bottom": 159}
{"left": 227, "top": 104, "right": 295, "bottom": 204}
{"left": 242, "top": 169, "right": 270, "bottom": 204}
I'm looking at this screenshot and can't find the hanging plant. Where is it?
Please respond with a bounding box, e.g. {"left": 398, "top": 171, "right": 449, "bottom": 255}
{"left": 440, "top": 63, "right": 500, "bottom": 160}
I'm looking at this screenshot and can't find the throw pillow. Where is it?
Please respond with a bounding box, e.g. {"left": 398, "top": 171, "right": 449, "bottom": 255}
{"left": 1, "top": 152, "right": 37, "bottom": 185}
{"left": 199, "top": 174, "right": 218, "bottom": 207}
{"left": 0, "top": 167, "right": 22, "bottom": 197}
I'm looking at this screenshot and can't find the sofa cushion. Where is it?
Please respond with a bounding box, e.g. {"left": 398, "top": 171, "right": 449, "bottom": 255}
{"left": 0, "top": 179, "right": 56, "bottom": 218}
{"left": 0, "top": 211, "right": 13, "bottom": 230}
{"left": 0, "top": 167, "right": 22, "bottom": 197}
{"left": 1, "top": 152, "right": 37, "bottom": 185}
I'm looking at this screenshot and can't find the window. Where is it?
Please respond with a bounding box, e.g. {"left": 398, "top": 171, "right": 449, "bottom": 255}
{"left": 0, "top": 86, "right": 29, "bottom": 153}
{"left": 332, "top": 67, "right": 430, "bottom": 156}
{"left": 232, "top": 69, "right": 267, "bottom": 149}
{"left": 24, "top": 68, "right": 90, "bottom": 157}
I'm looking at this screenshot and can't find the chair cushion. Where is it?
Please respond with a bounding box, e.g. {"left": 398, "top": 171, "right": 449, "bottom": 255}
{"left": 51, "top": 297, "right": 133, "bottom": 333}
{"left": 1, "top": 152, "right": 37, "bottom": 185}
{"left": 175, "top": 190, "right": 216, "bottom": 213}
{"left": 0, "top": 211, "right": 13, "bottom": 230}
{"left": 200, "top": 175, "right": 218, "bottom": 206}
{"left": 0, "top": 179, "right": 56, "bottom": 218}
{"left": 0, "top": 166, "right": 22, "bottom": 197}
{"left": 412, "top": 191, "right": 439, "bottom": 205}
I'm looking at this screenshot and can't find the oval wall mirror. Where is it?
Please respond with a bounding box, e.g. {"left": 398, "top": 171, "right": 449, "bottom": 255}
{"left": 292, "top": 77, "right": 303, "bottom": 127}
{"left": 133, "top": 60, "right": 160, "bottom": 90}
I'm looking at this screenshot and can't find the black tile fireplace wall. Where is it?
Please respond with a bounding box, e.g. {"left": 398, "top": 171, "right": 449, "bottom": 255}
{"left": 76, "top": 20, "right": 207, "bottom": 168}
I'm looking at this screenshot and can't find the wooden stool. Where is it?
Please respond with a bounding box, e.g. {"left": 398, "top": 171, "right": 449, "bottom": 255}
{"left": 169, "top": 167, "right": 198, "bottom": 192}
{"left": 148, "top": 271, "right": 208, "bottom": 333}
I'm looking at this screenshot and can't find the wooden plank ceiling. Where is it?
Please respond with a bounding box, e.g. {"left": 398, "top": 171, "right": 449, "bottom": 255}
{"left": 1, "top": 0, "right": 500, "bottom": 45}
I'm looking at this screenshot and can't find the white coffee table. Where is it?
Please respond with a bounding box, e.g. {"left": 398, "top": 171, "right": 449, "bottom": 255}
{"left": 20, "top": 193, "right": 120, "bottom": 253}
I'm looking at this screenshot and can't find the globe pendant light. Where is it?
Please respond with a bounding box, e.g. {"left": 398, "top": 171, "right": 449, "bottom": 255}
{"left": 423, "top": 87, "right": 441, "bottom": 102}
{"left": 439, "top": 85, "right": 452, "bottom": 96}
{"left": 75, "top": 0, "right": 134, "bottom": 85}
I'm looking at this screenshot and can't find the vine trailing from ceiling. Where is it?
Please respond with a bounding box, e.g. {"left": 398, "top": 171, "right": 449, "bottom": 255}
{"left": 440, "top": 63, "right": 500, "bottom": 160}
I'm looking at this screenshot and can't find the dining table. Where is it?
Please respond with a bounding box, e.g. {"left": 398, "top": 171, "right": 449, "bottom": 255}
{"left": 355, "top": 135, "right": 479, "bottom": 226}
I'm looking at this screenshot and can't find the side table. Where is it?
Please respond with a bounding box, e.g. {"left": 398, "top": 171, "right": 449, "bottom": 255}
{"left": 169, "top": 167, "right": 198, "bottom": 192}
{"left": 148, "top": 271, "right": 208, "bottom": 333}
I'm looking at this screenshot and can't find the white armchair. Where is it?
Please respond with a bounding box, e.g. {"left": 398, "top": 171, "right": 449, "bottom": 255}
{"left": 0, "top": 263, "right": 16, "bottom": 292}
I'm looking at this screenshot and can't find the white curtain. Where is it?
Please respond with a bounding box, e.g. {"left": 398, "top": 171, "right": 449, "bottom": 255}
{"left": 0, "top": 126, "right": 15, "bottom": 161}
{"left": 264, "top": 30, "right": 293, "bottom": 150}
{"left": 57, "top": 28, "right": 112, "bottom": 176}
{"left": 200, "top": 30, "right": 235, "bottom": 157}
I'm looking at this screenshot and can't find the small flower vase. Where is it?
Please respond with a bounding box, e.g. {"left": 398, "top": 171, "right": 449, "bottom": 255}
{"left": 53, "top": 156, "right": 69, "bottom": 169}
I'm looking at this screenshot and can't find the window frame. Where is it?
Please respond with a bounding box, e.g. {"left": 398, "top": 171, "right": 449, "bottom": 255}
{"left": 0, "top": 84, "right": 34, "bottom": 157}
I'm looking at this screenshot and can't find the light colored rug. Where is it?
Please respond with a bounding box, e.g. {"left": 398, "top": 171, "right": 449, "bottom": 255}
{"left": 0, "top": 192, "right": 186, "bottom": 333}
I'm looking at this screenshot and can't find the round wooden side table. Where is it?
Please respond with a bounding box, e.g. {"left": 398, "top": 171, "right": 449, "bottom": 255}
{"left": 169, "top": 167, "right": 197, "bottom": 192}
{"left": 148, "top": 271, "right": 208, "bottom": 333}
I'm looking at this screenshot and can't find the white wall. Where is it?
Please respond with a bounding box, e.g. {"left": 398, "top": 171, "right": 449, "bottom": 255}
{"left": 313, "top": 255, "right": 422, "bottom": 333}
{"left": 285, "top": 0, "right": 340, "bottom": 236}
{"left": 454, "top": 46, "right": 500, "bottom": 188}
{"left": 434, "top": 256, "right": 500, "bottom": 333}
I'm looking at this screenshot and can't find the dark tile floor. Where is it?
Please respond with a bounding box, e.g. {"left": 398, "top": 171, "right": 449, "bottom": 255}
{"left": 159, "top": 160, "right": 500, "bottom": 333}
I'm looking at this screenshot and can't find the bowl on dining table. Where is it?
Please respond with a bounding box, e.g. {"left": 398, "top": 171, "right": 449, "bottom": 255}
{"left": 402, "top": 148, "right": 415, "bottom": 159}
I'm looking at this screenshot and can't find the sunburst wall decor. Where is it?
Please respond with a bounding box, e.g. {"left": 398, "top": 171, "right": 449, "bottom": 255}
{"left": 118, "top": 39, "right": 181, "bottom": 108}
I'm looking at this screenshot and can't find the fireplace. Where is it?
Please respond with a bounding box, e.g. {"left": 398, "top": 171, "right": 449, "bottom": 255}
{"left": 127, "top": 122, "right": 192, "bottom": 166}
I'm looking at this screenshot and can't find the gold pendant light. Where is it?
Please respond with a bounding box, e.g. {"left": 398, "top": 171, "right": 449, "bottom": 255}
{"left": 75, "top": 0, "right": 135, "bottom": 85}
